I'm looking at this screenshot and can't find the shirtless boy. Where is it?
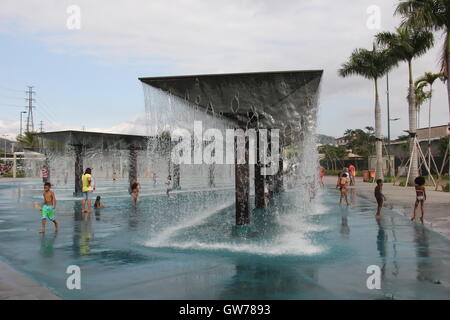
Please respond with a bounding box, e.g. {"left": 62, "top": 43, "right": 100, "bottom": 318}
{"left": 34, "top": 182, "right": 58, "bottom": 233}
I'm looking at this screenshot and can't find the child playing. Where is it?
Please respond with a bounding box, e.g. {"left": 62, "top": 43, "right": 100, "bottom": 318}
{"left": 336, "top": 173, "right": 349, "bottom": 205}
{"left": 166, "top": 175, "right": 173, "bottom": 197}
{"left": 34, "top": 182, "right": 58, "bottom": 233}
{"left": 130, "top": 181, "right": 140, "bottom": 208}
{"left": 411, "top": 176, "right": 427, "bottom": 224}
{"left": 374, "top": 179, "right": 386, "bottom": 219}
{"left": 319, "top": 166, "right": 325, "bottom": 188}
{"left": 94, "top": 196, "right": 108, "bottom": 208}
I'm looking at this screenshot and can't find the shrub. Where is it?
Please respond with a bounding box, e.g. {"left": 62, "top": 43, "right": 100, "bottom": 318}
{"left": 2, "top": 172, "right": 25, "bottom": 178}
{"left": 324, "top": 170, "right": 341, "bottom": 176}
{"left": 443, "top": 183, "right": 450, "bottom": 192}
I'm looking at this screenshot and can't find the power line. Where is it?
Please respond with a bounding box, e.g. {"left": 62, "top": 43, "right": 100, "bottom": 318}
{"left": 35, "top": 108, "right": 53, "bottom": 126}
{"left": 35, "top": 94, "right": 59, "bottom": 124}
{"left": 0, "top": 94, "right": 24, "bottom": 100}
{"left": 35, "top": 102, "right": 58, "bottom": 123}
{"left": 0, "top": 104, "right": 23, "bottom": 108}
{"left": 0, "top": 85, "right": 22, "bottom": 93}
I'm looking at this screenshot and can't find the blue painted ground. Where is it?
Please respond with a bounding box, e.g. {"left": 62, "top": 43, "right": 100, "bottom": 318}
{"left": 0, "top": 179, "right": 449, "bottom": 299}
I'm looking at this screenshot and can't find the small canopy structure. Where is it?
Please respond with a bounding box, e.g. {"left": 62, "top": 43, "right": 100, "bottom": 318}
{"left": 36, "top": 130, "right": 170, "bottom": 195}
{"left": 36, "top": 130, "right": 150, "bottom": 150}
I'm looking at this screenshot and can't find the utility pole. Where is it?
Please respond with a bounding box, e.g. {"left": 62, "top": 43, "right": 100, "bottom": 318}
{"left": 386, "top": 73, "right": 391, "bottom": 157}
{"left": 39, "top": 121, "right": 44, "bottom": 133}
{"left": 386, "top": 73, "right": 391, "bottom": 177}
{"left": 2, "top": 135, "right": 7, "bottom": 163}
{"left": 25, "top": 86, "right": 35, "bottom": 133}
{"left": 20, "top": 111, "right": 27, "bottom": 136}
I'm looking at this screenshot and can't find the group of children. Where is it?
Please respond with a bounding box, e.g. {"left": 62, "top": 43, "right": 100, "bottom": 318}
{"left": 336, "top": 168, "right": 427, "bottom": 223}
{"left": 34, "top": 168, "right": 177, "bottom": 233}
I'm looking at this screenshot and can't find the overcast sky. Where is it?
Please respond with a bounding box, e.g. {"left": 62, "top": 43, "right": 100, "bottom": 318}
{"left": 0, "top": 0, "right": 448, "bottom": 142}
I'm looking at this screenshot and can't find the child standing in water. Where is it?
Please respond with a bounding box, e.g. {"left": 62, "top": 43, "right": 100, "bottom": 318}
{"left": 374, "top": 179, "right": 386, "bottom": 219}
{"left": 81, "top": 168, "right": 94, "bottom": 214}
{"left": 336, "top": 173, "right": 349, "bottom": 205}
{"left": 34, "top": 182, "right": 58, "bottom": 233}
{"left": 411, "top": 176, "right": 427, "bottom": 224}
{"left": 94, "top": 196, "right": 108, "bottom": 208}
{"left": 130, "top": 181, "right": 140, "bottom": 208}
{"left": 348, "top": 164, "right": 356, "bottom": 186}
{"left": 166, "top": 175, "right": 173, "bottom": 197}
{"left": 319, "top": 166, "right": 325, "bottom": 187}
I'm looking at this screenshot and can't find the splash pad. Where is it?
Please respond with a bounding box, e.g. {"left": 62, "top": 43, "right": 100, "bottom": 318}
{"left": 2, "top": 71, "right": 450, "bottom": 299}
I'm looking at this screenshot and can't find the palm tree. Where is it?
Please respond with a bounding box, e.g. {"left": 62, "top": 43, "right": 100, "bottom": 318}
{"left": 16, "top": 131, "right": 39, "bottom": 149}
{"left": 376, "top": 27, "right": 434, "bottom": 185}
{"left": 416, "top": 72, "right": 444, "bottom": 174}
{"left": 414, "top": 80, "right": 430, "bottom": 128}
{"left": 396, "top": 1, "right": 450, "bottom": 117}
{"left": 339, "top": 47, "right": 397, "bottom": 179}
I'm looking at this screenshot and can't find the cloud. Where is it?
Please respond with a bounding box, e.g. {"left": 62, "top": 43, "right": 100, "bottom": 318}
{"left": 81, "top": 114, "right": 147, "bottom": 135}
{"left": 0, "top": 0, "right": 448, "bottom": 138}
{"left": 0, "top": 119, "right": 66, "bottom": 141}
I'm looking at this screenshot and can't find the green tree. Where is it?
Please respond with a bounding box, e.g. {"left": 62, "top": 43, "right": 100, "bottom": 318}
{"left": 376, "top": 27, "right": 434, "bottom": 184}
{"left": 343, "top": 127, "right": 376, "bottom": 158}
{"left": 319, "top": 144, "right": 348, "bottom": 170}
{"left": 16, "top": 131, "right": 39, "bottom": 149}
{"left": 414, "top": 80, "right": 431, "bottom": 127}
{"left": 396, "top": 0, "right": 450, "bottom": 117}
{"left": 339, "top": 47, "right": 396, "bottom": 179}
{"left": 416, "top": 72, "right": 443, "bottom": 172}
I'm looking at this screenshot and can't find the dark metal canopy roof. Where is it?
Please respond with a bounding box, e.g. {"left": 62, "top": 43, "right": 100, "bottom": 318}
{"left": 139, "top": 70, "right": 322, "bottom": 129}
{"left": 36, "top": 130, "right": 151, "bottom": 150}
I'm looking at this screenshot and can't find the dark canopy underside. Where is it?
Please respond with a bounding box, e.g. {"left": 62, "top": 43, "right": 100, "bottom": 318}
{"left": 139, "top": 70, "right": 323, "bottom": 131}
{"left": 36, "top": 130, "right": 151, "bottom": 150}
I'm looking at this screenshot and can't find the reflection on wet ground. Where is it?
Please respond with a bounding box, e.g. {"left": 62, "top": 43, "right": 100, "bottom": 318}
{"left": 0, "top": 179, "right": 449, "bottom": 299}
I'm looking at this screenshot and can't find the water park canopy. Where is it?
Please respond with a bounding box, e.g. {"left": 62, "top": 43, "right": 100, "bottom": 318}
{"left": 139, "top": 70, "right": 323, "bottom": 132}
{"left": 36, "top": 130, "right": 151, "bottom": 150}
{"left": 36, "top": 130, "right": 158, "bottom": 195}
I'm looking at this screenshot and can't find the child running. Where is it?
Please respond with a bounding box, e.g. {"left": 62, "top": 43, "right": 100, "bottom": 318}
{"left": 374, "top": 179, "right": 386, "bottom": 219}
{"left": 34, "top": 182, "right": 58, "bottom": 233}
{"left": 336, "top": 173, "right": 349, "bottom": 205}
{"left": 411, "top": 176, "right": 427, "bottom": 224}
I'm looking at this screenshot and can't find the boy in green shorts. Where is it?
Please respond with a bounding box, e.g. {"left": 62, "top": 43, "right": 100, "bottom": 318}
{"left": 34, "top": 182, "right": 58, "bottom": 233}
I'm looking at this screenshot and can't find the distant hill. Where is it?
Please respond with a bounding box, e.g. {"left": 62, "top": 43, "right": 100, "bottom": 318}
{"left": 316, "top": 134, "right": 335, "bottom": 145}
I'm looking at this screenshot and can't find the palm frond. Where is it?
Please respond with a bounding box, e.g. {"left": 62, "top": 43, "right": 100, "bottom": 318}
{"left": 375, "top": 27, "right": 434, "bottom": 63}
{"left": 396, "top": 0, "right": 447, "bottom": 31}
{"left": 338, "top": 48, "right": 396, "bottom": 80}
